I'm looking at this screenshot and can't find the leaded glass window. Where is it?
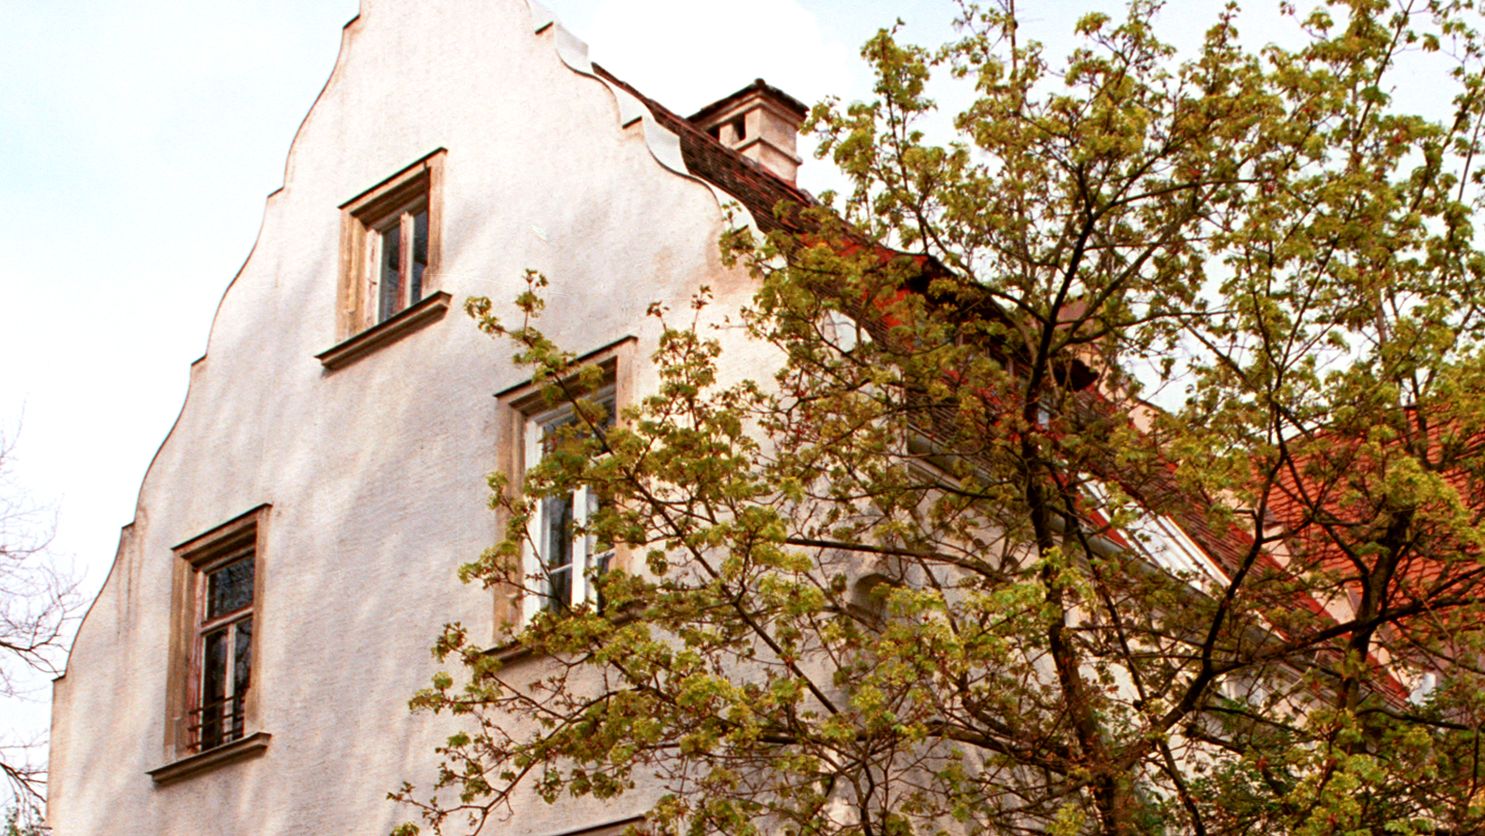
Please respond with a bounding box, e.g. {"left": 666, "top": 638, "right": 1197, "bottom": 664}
{"left": 193, "top": 552, "right": 254, "bottom": 751}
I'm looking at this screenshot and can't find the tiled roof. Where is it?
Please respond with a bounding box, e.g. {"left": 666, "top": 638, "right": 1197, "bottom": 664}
{"left": 592, "top": 64, "right": 817, "bottom": 234}
{"left": 1267, "top": 430, "right": 1485, "bottom": 596}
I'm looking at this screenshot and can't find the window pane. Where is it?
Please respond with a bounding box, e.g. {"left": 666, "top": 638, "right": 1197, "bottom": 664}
{"left": 203, "top": 629, "right": 228, "bottom": 703}
{"left": 586, "top": 488, "right": 613, "bottom": 558}
{"left": 233, "top": 617, "right": 253, "bottom": 695}
{"left": 378, "top": 225, "right": 402, "bottom": 322}
{"left": 593, "top": 549, "right": 613, "bottom": 614}
{"left": 410, "top": 209, "right": 428, "bottom": 304}
{"left": 597, "top": 393, "right": 616, "bottom": 431}
{"left": 207, "top": 558, "right": 254, "bottom": 619}
{"left": 542, "top": 494, "right": 574, "bottom": 609}
{"left": 231, "top": 619, "right": 251, "bottom": 741}
{"left": 542, "top": 494, "right": 574, "bottom": 571}
{"left": 540, "top": 394, "right": 615, "bottom": 452}
{"left": 541, "top": 413, "right": 573, "bottom": 453}
{"left": 200, "top": 628, "right": 228, "bottom": 748}
{"left": 545, "top": 565, "right": 572, "bottom": 613}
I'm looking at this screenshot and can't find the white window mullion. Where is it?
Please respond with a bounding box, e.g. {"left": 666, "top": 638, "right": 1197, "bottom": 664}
{"left": 571, "top": 485, "right": 591, "bottom": 607}
{"left": 220, "top": 621, "right": 238, "bottom": 735}
{"left": 398, "top": 210, "right": 415, "bottom": 312}
{"left": 523, "top": 420, "right": 544, "bottom": 623}
{"left": 366, "top": 233, "right": 381, "bottom": 306}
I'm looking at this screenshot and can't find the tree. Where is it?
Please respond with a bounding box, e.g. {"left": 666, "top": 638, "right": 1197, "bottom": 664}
{"left": 3, "top": 803, "right": 46, "bottom": 836}
{"left": 1, "top": 432, "right": 73, "bottom": 830}
{"left": 395, "top": 1, "right": 1485, "bottom": 833}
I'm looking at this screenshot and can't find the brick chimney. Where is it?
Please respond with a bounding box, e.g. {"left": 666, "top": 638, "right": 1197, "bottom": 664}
{"left": 689, "top": 79, "right": 808, "bottom": 182}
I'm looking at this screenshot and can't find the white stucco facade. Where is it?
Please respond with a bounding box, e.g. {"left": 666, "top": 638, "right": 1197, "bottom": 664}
{"left": 48, "top": 1, "right": 768, "bottom": 832}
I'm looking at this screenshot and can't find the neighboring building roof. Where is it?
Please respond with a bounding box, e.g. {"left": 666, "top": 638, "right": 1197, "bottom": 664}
{"left": 593, "top": 64, "right": 818, "bottom": 233}
{"left": 1267, "top": 427, "right": 1485, "bottom": 598}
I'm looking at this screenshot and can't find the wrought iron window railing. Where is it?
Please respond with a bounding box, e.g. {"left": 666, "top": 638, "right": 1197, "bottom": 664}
{"left": 187, "top": 693, "right": 246, "bottom": 753}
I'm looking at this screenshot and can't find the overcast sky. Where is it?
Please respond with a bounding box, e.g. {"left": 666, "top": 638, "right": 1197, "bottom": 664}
{"left": 1, "top": 0, "right": 1407, "bottom": 807}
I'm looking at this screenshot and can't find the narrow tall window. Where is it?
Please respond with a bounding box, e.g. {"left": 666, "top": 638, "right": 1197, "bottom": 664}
{"left": 194, "top": 551, "right": 254, "bottom": 751}
{"left": 493, "top": 339, "right": 636, "bottom": 632}
{"left": 524, "top": 388, "right": 616, "bottom": 620}
{"left": 165, "top": 505, "right": 269, "bottom": 763}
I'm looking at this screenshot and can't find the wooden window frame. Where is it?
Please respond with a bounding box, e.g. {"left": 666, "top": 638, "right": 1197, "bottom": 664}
{"left": 190, "top": 546, "right": 254, "bottom": 750}
{"left": 162, "top": 505, "right": 270, "bottom": 768}
{"left": 367, "top": 196, "right": 429, "bottom": 324}
{"left": 336, "top": 149, "right": 446, "bottom": 341}
{"left": 492, "top": 337, "right": 638, "bottom": 632}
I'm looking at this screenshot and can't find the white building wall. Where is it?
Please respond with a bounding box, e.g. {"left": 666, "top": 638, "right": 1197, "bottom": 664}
{"left": 50, "top": 1, "right": 761, "bottom": 832}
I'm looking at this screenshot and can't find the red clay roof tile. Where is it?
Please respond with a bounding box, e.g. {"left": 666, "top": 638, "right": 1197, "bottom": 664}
{"left": 593, "top": 64, "right": 817, "bottom": 234}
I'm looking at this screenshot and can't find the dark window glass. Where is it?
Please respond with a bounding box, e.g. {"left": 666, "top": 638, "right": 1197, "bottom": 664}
{"left": 234, "top": 618, "right": 253, "bottom": 694}
{"left": 203, "top": 629, "right": 228, "bottom": 704}
{"left": 378, "top": 224, "right": 402, "bottom": 322}
{"left": 593, "top": 548, "right": 613, "bottom": 614}
{"left": 541, "top": 395, "right": 616, "bottom": 451}
{"left": 588, "top": 488, "right": 610, "bottom": 556}
{"left": 200, "top": 628, "right": 228, "bottom": 747}
{"left": 542, "top": 494, "right": 574, "bottom": 610}
{"left": 207, "top": 558, "right": 254, "bottom": 619}
{"left": 597, "top": 394, "right": 615, "bottom": 432}
{"left": 411, "top": 209, "right": 429, "bottom": 304}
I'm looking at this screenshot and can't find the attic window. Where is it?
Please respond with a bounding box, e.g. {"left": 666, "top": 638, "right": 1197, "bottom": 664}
{"left": 340, "top": 151, "right": 444, "bottom": 332}
{"left": 318, "top": 150, "right": 451, "bottom": 370}
{"left": 370, "top": 200, "right": 430, "bottom": 323}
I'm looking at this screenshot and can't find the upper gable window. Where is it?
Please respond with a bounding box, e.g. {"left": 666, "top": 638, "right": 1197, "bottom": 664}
{"left": 370, "top": 197, "right": 430, "bottom": 323}
{"left": 337, "top": 150, "right": 446, "bottom": 337}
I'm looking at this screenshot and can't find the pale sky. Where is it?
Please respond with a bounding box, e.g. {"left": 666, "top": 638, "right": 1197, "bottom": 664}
{"left": 2, "top": 0, "right": 1417, "bottom": 811}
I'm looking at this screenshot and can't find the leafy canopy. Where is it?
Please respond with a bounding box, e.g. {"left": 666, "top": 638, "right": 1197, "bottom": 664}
{"left": 397, "top": 1, "right": 1485, "bottom": 833}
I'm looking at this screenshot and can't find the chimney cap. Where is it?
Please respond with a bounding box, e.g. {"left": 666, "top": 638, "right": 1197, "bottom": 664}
{"left": 688, "top": 78, "right": 809, "bottom": 125}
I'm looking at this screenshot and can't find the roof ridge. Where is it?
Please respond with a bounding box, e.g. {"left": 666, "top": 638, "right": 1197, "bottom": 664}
{"left": 590, "top": 62, "right": 818, "bottom": 231}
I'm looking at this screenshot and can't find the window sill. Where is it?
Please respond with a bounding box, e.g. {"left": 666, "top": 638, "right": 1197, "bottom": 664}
{"left": 484, "top": 602, "right": 642, "bottom": 664}
{"left": 485, "top": 637, "right": 536, "bottom": 664}
{"left": 550, "top": 816, "right": 646, "bottom": 836}
{"left": 316, "top": 291, "right": 452, "bottom": 371}
{"left": 148, "top": 731, "right": 271, "bottom": 786}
